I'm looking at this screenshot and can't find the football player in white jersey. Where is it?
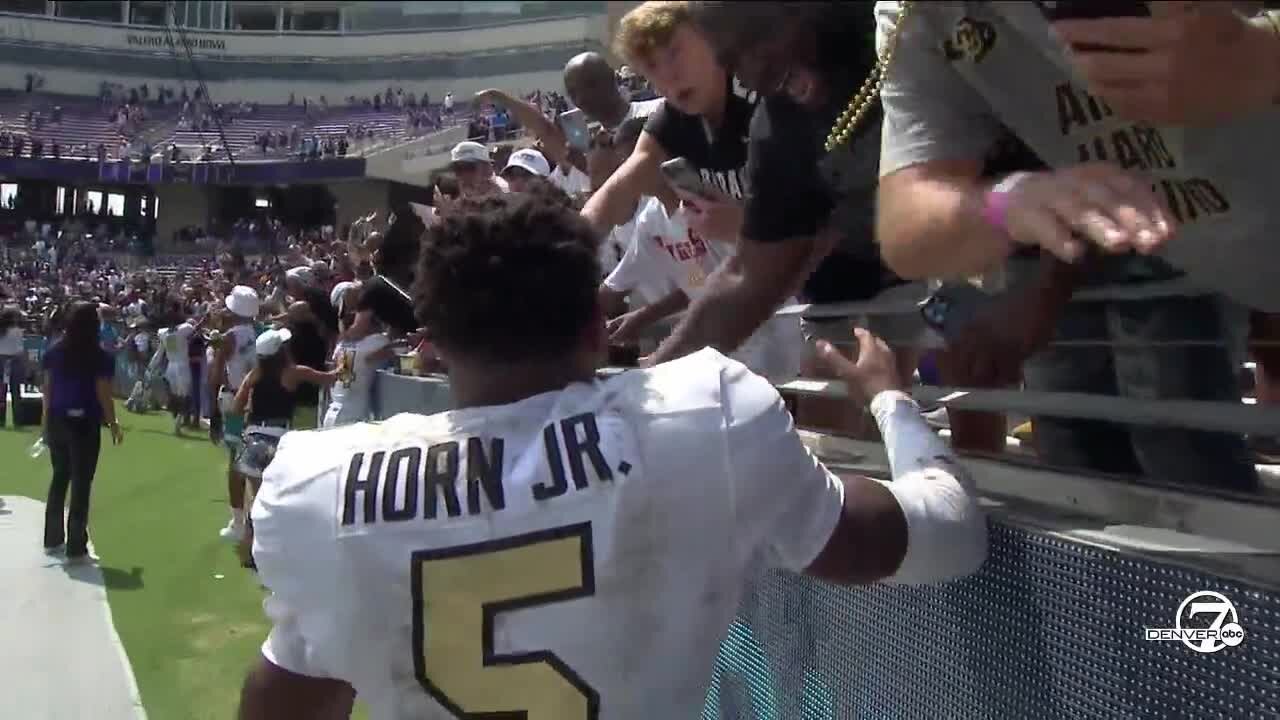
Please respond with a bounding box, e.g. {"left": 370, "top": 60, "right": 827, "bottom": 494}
{"left": 153, "top": 316, "right": 202, "bottom": 434}
{"left": 239, "top": 191, "right": 987, "bottom": 719}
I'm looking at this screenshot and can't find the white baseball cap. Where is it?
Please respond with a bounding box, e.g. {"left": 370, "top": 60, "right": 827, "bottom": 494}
{"left": 255, "top": 327, "right": 292, "bottom": 357}
{"left": 330, "top": 280, "right": 360, "bottom": 309}
{"left": 501, "top": 148, "right": 550, "bottom": 178}
{"left": 224, "top": 285, "right": 260, "bottom": 319}
{"left": 285, "top": 266, "right": 315, "bottom": 286}
{"left": 450, "top": 141, "right": 489, "bottom": 165}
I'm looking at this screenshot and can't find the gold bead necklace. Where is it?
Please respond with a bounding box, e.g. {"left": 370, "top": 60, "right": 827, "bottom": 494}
{"left": 824, "top": 1, "right": 914, "bottom": 153}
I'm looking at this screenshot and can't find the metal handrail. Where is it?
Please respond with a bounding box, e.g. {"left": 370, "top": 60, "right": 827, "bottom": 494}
{"left": 604, "top": 274, "right": 1277, "bottom": 433}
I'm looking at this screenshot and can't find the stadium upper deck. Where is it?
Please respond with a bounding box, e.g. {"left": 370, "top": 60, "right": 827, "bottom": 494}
{"left": 0, "top": 1, "right": 608, "bottom": 102}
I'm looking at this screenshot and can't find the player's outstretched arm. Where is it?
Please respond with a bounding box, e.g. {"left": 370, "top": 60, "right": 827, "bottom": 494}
{"left": 238, "top": 657, "right": 355, "bottom": 720}
{"left": 809, "top": 331, "right": 987, "bottom": 585}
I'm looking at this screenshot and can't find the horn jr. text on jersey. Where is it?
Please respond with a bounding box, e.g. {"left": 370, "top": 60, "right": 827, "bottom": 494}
{"left": 340, "top": 413, "right": 614, "bottom": 526}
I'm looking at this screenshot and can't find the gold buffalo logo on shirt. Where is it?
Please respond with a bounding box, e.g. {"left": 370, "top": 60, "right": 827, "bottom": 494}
{"left": 942, "top": 17, "right": 997, "bottom": 63}
{"left": 335, "top": 349, "right": 356, "bottom": 387}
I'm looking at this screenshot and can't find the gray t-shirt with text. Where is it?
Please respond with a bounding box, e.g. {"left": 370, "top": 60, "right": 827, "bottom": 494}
{"left": 876, "top": 1, "right": 1280, "bottom": 312}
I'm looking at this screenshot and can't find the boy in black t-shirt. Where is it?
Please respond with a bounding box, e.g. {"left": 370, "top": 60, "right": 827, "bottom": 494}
{"left": 587, "top": 1, "right": 790, "bottom": 368}
{"left": 591, "top": 1, "right": 909, "bottom": 375}
{"left": 583, "top": 1, "right": 751, "bottom": 244}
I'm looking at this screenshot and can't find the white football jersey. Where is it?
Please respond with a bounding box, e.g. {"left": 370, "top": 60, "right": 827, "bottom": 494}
{"left": 252, "top": 349, "right": 843, "bottom": 719}
{"left": 160, "top": 322, "right": 194, "bottom": 367}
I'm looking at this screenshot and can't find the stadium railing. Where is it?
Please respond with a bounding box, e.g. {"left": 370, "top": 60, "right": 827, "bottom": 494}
{"left": 372, "top": 278, "right": 1280, "bottom": 719}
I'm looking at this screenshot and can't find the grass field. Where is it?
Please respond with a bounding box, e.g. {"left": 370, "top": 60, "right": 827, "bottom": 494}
{"left": 0, "top": 403, "right": 369, "bottom": 720}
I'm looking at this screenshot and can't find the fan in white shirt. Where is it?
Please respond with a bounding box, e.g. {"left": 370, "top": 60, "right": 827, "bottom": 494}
{"left": 548, "top": 162, "right": 591, "bottom": 197}
{"left": 598, "top": 196, "right": 677, "bottom": 304}
{"left": 601, "top": 196, "right": 804, "bottom": 383}
{"left": 237, "top": 191, "right": 986, "bottom": 720}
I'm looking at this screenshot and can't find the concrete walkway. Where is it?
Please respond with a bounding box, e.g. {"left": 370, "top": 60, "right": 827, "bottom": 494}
{"left": 0, "top": 496, "right": 147, "bottom": 720}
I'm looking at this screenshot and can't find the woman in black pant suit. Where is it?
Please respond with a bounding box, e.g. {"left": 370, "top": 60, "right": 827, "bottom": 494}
{"left": 40, "top": 302, "right": 124, "bottom": 564}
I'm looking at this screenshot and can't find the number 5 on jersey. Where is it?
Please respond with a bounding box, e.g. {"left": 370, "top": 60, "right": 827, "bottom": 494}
{"left": 411, "top": 523, "right": 601, "bottom": 719}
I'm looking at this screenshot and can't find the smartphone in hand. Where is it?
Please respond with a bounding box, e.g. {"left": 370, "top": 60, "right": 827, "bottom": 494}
{"left": 558, "top": 109, "right": 590, "bottom": 153}
{"left": 659, "top": 157, "right": 715, "bottom": 201}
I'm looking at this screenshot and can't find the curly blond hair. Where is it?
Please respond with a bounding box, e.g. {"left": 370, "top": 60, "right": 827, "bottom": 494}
{"left": 613, "top": 1, "right": 693, "bottom": 64}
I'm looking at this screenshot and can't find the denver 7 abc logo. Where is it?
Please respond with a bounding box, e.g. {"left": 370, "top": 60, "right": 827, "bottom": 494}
{"left": 1145, "top": 591, "right": 1245, "bottom": 654}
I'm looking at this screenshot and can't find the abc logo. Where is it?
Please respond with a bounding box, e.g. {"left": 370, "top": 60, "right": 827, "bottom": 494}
{"left": 1174, "top": 591, "right": 1244, "bottom": 654}
{"left": 1145, "top": 591, "right": 1245, "bottom": 654}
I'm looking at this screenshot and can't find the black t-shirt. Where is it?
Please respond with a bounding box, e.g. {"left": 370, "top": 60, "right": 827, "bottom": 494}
{"left": 286, "top": 319, "right": 327, "bottom": 407}
{"left": 742, "top": 85, "right": 900, "bottom": 304}
{"left": 643, "top": 88, "right": 754, "bottom": 201}
{"left": 300, "top": 286, "right": 338, "bottom": 337}
{"left": 356, "top": 275, "right": 418, "bottom": 335}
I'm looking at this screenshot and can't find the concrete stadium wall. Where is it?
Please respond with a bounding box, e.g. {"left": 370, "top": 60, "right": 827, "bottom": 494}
{"left": 364, "top": 125, "right": 468, "bottom": 186}
{"left": 153, "top": 184, "right": 212, "bottom": 245}
{"left": 327, "top": 180, "right": 390, "bottom": 230}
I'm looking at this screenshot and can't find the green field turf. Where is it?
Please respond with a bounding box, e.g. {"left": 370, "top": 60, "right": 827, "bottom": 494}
{"left": 0, "top": 403, "right": 369, "bottom": 720}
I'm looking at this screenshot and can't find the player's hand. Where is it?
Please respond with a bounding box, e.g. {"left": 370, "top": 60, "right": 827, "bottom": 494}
{"left": 679, "top": 188, "right": 743, "bottom": 245}
{"left": 1002, "top": 164, "right": 1174, "bottom": 262}
{"left": 606, "top": 311, "right": 647, "bottom": 345}
{"left": 108, "top": 422, "right": 124, "bottom": 446}
{"left": 815, "top": 328, "right": 903, "bottom": 401}
{"left": 940, "top": 289, "right": 1057, "bottom": 389}
{"left": 1052, "top": 2, "right": 1280, "bottom": 126}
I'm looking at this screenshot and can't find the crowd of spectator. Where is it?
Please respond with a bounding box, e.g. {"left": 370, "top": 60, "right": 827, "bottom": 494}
{"left": 7, "top": 2, "right": 1278, "bottom": 499}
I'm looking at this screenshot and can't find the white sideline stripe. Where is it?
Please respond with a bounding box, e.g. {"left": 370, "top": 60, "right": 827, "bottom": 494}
{"left": 0, "top": 496, "right": 147, "bottom": 720}
{"left": 799, "top": 432, "right": 1280, "bottom": 556}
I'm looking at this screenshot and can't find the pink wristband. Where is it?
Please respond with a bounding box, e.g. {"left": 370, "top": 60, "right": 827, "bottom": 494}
{"left": 981, "top": 172, "right": 1031, "bottom": 235}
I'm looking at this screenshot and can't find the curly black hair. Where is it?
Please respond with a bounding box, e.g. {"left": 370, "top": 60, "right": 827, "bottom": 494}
{"left": 518, "top": 176, "right": 576, "bottom": 209}
{"left": 378, "top": 205, "right": 427, "bottom": 287}
{"left": 413, "top": 191, "right": 601, "bottom": 363}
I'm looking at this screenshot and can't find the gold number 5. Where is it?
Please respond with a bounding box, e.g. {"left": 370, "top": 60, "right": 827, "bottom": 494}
{"left": 411, "top": 523, "right": 601, "bottom": 719}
